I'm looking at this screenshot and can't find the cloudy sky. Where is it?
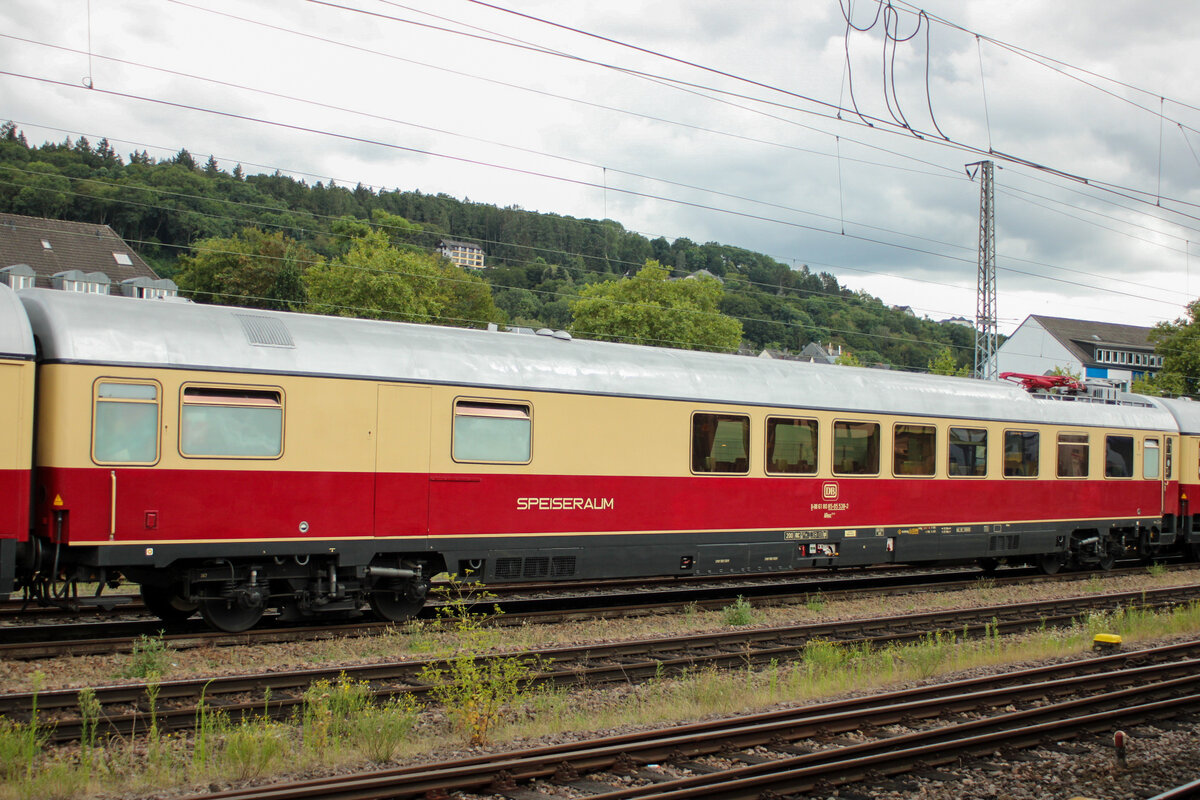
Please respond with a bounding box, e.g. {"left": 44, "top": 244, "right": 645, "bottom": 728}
{"left": 3, "top": 0, "right": 1199, "bottom": 333}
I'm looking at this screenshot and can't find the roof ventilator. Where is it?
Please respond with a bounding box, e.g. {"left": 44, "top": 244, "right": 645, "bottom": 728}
{"left": 235, "top": 314, "right": 295, "bottom": 348}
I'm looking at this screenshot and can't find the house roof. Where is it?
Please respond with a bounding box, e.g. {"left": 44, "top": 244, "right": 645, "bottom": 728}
{"left": 437, "top": 239, "right": 482, "bottom": 250}
{"left": 1029, "top": 315, "right": 1154, "bottom": 365}
{"left": 0, "top": 213, "right": 159, "bottom": 288}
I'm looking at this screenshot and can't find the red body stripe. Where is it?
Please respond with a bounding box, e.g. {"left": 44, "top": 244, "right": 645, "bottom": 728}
{"left": 0, "top": 469, "right": 30, "bottom": 542}
{"left": 38, "top": 467, "right": 1173, "bottom": 544}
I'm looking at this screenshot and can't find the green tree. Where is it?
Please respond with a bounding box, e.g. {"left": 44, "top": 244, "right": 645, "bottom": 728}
{"left": 567, "top": 260, "right": 742, "bottom": 351}
{"left": 176, "top": 227, "right": 317, "bottom": 310}
{"left": 304, "top": 229, "right": 503, "bottom": 327}
{"left": 927, "top": 347, "right": 969, "bottom": 376}
{"left": 835, "top": 350, "right": 864, "bottom": 367}
{"left": 1146, "top": 299, "right": 1200, "bottom": 396}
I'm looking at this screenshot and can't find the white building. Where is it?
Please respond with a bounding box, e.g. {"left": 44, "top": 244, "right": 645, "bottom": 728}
{"left": 995, "top": 315, "right": 1161, "bottom": 391}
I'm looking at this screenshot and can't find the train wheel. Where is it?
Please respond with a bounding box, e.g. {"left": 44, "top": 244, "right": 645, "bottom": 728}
{"left": 1038, "top": 553, "right": 1064, "bottom": 575}
{"left": 368, "top": 589, "right": 424, "bottom": 623}
{"left": 199, "top": 598, "right": 264, "bottom": 633}
{"left": 140, "top": 584, "right": 198, "bottom": 625}
{"left": 977, "top": 558, "right": 999, "bottom": 574}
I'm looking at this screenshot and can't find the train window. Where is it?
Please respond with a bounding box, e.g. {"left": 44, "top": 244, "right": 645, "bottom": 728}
{"left": 1105, "top": 436, "right": 1134, "bottom": 478}
{"left": 453, "top": 401, "right": 532, "bottom": 463}
{"left": 1004, "top": 430, "right": 1039, "bottom": 477}
{"left": 766, "top": 417, "right": 817, "bottom": 475}
{"left": 1057, "top": 433, "right": 1090, "bottom": 478}
{"left": 93, "top": 381, "right": 160, "bottom": 464}
{"left": 180, "top": 386, "right": 283, "bottom": 458}
{"left": 692, "top": 413, "right": 749, "bottom": 473}
{"left": 893, "top": 424, "right": 935, "bottom": 476}
{"left": 949, "top": 427, "right": 987, "bottom": 476}
{"left": 833, "top": 421, "right": 879, "bottom": 475}
{"left": 1144, "top": 438, "right": 1161, "bottom": 480}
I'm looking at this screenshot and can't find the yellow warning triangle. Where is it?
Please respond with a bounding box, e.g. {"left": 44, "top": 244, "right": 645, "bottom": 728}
{"left": 52, "top": 495, "right": 63, "bottom": 507}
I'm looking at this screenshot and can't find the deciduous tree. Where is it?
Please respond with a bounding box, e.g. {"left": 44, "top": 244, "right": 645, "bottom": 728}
{"left": 568, "top": 260, "right": 742, "bottom": 351}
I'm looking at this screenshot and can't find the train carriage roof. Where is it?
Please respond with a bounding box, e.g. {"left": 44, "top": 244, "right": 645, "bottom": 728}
{"left": 16, "top": 288, "right": 1176, "bottom": 431}
{"left": 0, "top": 284, "right": 34, "bottom": 359}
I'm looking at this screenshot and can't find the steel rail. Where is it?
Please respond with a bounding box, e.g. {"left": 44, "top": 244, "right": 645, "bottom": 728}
{"left": 0, "top": 562, "right": 1179, "bottom": 659}
{"left": 6, "top": 586, "right": 1200, "bottom": 743}
{"left": 182, "top": 646, "right": 1200, "bottom": 800}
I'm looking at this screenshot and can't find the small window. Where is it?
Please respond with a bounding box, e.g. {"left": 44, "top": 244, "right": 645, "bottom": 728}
{"left": 181, "top": 386, "right": 283, "bottom": 458}
{"left": 766, "top": 417, "right": 817, "bottom": 475}
{"left": 833, "top": 421, "right": 880, "bottom": 475}
{"left": 893, "top": 424, "right": 935, "bottom": 476}
{"left": 1144, "top": 438, "right": 1161, "bottom": 480}
{"left": 453, "top": 400, "right": 531, "bottom": 463}
{"left": 93, "top": 380, "right": 160, "bottom": 464}
{"left": 692, "top": 413, "right": 749, "bottom": 473}
{"left": 1004, "top": 430, "right": 1039, "bottom": 477}
{"left": 1057, "top": 433, "right": 1089, "bottom": 478}
{"left": 112, "top": 252, "right": 133, "bottom": 266}
{"left": 949, "top": 427, "right": 987, "bottom": 476}
{"left": 40, "top": 239, "right": 51, "bottom": 250}
{"left": 1105, "top": 435, "right": 1134, "bottom": 478}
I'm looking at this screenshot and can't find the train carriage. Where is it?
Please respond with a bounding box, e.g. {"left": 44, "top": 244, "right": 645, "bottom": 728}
{"left": 0, "top": 285, "right": 1192, "bottom": 631}
{"left": 0, "top": 285, "right": 35, "bottom": 597}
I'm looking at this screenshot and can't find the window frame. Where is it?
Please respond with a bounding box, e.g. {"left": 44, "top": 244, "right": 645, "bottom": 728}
{"left": 892, "top": 422, "right": 936, "bottom": 478}
{"left": 691, "top": 411, "right": 751, "bottom": 475}
{"left": 452, "top": 398, "right": 533, "bottom": 465}
{"left": 832, "top": 419, "right": 881, "bottom": 477}
{"left": 91, "top": 378, "right": 162, "bottom": 466}
{"left": 764, "top": 416, "right": 819, "bottom": 476}
{"left": 1056, "top": 432, "right": 1090, "bottom": 479}
{"left": 1003, "top": 429, "right": 1040, "bottom": 478}
{"left": 178, "top": 383, "right": 286, "bottom": 460}
{"left": 1104, "top": 434, "right": 1134, "bottom": 479}
{"left": 1143, "top": 437, "right": 1161, "bottom": 481}
{"left": 948, "top": 426, "right": 988, "bottom": 478}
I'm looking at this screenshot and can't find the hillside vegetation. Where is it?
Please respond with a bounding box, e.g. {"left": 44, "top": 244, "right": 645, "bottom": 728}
{"left": 0, "top": 123, "right": 976, "bottom": 370}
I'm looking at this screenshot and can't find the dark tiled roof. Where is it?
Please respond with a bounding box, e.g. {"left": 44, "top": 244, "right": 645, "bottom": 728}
{"left": 1030, "top": 315, "right": 1153, "bottom": 365}
{"left": 0, "top": 213, "right": 159, "bottom": 288}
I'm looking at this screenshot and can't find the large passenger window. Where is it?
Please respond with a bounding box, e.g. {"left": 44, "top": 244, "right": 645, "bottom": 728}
{"left": 833, "top": 421, "right": 879, "bottom": 475}
{"left": 181, "top": 386, "right": 283, "bottom": 458}
{"left": 949, "top": 427, "right": 987, "bottom": 476}
{"left": 766, "top": 417, "right": 817, "bottom": 474}
{"left": 893, "top": 424, "right": 935, "bottom": 476}
{"left": 1004, "top": 430, "right": 1039, "bottom": 477}
{"left": 1057, "top": 433, "right": 1089, "bottom": 478}
{"left": 692, "top": 413, "right": 749, "bottom": 473}
{"left": 1144, "top": 438, "right": 1160, "bottom": 480}
{"left": 1105, "top": 435, "right": 1134, "bottom": 478}
{"left": 453, "top": 401, "right": 532, "bottom": 463}
{"left": 93, "top": 381, "right": 160, "bottom": 464}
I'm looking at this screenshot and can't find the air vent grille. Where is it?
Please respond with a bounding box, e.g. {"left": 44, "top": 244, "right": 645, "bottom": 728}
{"left": 235, "top": 314, "right": 294, "bottom": 348}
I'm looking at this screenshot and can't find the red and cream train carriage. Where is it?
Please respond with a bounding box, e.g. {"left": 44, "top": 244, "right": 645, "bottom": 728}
{"left": 1, "top": 284, "right": 1198, "bottom": 631}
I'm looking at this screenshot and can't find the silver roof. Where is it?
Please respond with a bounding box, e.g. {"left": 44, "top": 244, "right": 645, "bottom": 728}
{"left": 17, "top": 288, "right": 1176, "bottom": 430}
{"left": 1151, "top": 396, "right": 1200, "bottom": 434}
{"left": 0, "top": 283, "right": 34, "bottom": 359}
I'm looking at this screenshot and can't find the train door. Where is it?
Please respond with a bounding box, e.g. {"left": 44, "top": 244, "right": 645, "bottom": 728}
{"left": 373, "top": 384, "right": 432, "bottom": 538}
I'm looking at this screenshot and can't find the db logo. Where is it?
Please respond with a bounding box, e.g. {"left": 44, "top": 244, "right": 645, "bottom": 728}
{"left": 822, "top": 482, "right": 839, "bottom": 500}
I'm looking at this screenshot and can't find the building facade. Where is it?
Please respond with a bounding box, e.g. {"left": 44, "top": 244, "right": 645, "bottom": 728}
{"left": 995, "top": 315, "right": 1160, "bottom": 391}
{"left": 436, "top": 239, "right": 486, "bottom": 269}
{"left": 0, "top": 213, "right": 177, "bottom": 297}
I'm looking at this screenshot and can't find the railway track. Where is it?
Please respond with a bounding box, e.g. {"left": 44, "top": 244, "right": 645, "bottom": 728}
{"left": 6, "top": 583, "right": 1200, "bottom": 745}
{"left": 0, "top": 563, "right": 1183, "bottom": 659}
{"left": 180, "top": 639, "right": 1200, "bottom": 800}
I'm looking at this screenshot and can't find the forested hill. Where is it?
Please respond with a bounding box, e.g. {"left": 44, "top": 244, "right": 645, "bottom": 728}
{"left": 0, "top": 124, "right": 975, "bottom": 370}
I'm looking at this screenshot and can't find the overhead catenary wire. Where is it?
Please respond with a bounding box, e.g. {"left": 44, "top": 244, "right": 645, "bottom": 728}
{"left": 7, "top": 1, "right": 1190, "bottom": 331}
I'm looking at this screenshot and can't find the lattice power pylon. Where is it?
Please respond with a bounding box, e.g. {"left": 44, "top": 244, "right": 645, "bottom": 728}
{"left": 967, "top": 160, "right": 997, "bottom": 380}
